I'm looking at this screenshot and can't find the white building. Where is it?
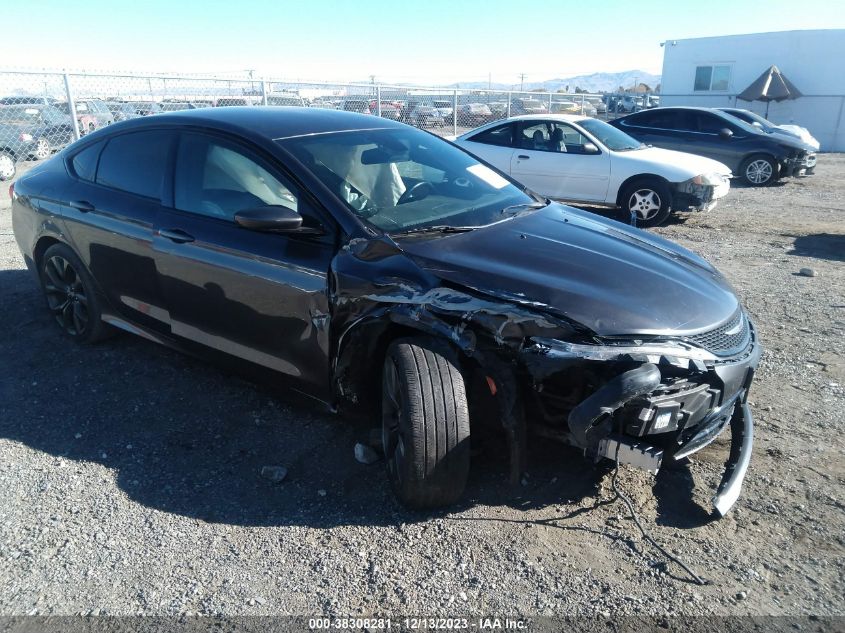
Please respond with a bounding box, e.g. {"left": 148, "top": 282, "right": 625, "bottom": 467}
{"left": 660, "top": 30, "right": 845, "bottom": 151}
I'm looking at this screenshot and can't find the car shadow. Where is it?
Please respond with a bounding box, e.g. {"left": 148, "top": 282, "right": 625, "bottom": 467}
{"left": 1, "top": 267, "right": 705, "bottom": 530}
{"left": 789, "top": 233, "right": 845, "bottom": 262}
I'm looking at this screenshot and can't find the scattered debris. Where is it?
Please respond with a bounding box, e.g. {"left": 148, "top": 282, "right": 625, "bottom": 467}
{"left": 799, "top": 267, "right": 817, "bottom": 277}
{"left": 354, "top": 442, "right": 380, "bottom": 465}
{"left": 260, "top": 466, "right": 288, "bottom": 483}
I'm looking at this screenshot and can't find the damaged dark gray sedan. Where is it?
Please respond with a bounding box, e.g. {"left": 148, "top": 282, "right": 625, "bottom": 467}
{"left": 11, "top": 107, "right": 760, "bottom": 516}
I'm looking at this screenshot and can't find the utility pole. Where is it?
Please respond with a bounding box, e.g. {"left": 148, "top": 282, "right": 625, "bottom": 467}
{"left": 246, "top": 69, "right": 255, "bottom": 95}
{"left": 518, "top": 73, "right": 527, "bottom": 91}
{"left": 369, "top": 75, "right": 376, "bottom": 84}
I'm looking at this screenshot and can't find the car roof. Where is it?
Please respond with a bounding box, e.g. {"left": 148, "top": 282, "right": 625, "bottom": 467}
{"left": 90, "top": 106, "right": 404, "bottom": 140}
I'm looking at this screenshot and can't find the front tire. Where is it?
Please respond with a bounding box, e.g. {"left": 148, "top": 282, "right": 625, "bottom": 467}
{"left": 38, "top": 243, "right": 112, "bottom": 344}
{"left": 382, "top": 338, "right": 470, "bottom": 509}
{"left": 741, "top": 154, "right": 777, "bottom": 186}
{"left": 620, "top": 178, "right": 672, "bottom": 228}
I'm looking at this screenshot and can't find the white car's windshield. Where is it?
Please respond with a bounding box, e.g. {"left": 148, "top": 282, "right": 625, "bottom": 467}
{"left": 280, "top": 127, "right": 537, "bottom": 233}
{"left": 578, "top": 118, "right": 644, "bottom": 151}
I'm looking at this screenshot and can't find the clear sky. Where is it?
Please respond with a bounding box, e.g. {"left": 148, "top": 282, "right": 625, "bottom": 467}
{"left": 3, "top": 0, "right": 844, "bottom": 84}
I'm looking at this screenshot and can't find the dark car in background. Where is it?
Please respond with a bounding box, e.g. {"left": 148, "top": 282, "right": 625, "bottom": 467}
{"left": 159, "top": 101, "right": 203, "bottom": 112}
{"left": 130, "top": 101, "right": 163, "bottom": 116}
{"left": 266, "top": 94, "right": 309, "bottom": 107}
{"left": 55, "top": 98, "right": 114, "bottom": 134}
{"left": 719, "top": 107, "right": 820, "bottom": 159}
{"left": 0, "top": 96, "right": 60, "bottom": 107}
{"left": 10, "top": 107, "right": 759, "bottom": 517}
{"left": 610, "top": 106, "right": 817, "bottom": 186}
{"left": 0, "top": 104, "right": 74, "bottom": 180}
{"left": 106, "top": 102, "right": 143, "bottom": 122}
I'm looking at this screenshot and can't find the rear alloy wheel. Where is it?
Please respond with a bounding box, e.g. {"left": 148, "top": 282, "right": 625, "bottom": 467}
{"left": 741, "top": 155, "right": 776, "bottom": 186}
{"left": 38, "top": 244, "right": 112, "bottom": 343}
{"left": 33, "top": 138, "right": 51, "bottom": 160}
{"left": 382, "top": 338, "right": 470, "bottom": 509}
{"left": 620, "top": 179, "right": 672, "bottom": 228}
{"left": 0, "top": 151, "right": 14, "bottom": 181}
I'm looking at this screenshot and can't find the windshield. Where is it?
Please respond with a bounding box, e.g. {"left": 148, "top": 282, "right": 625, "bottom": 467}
{"left": 578, "top": 118, "right": 644, "bottom": 151}
{"left": 279, "top": 127, "right": 535, "bottom": 233}
{"left": 725, "top": 109, "right": 772, "bottom": 130}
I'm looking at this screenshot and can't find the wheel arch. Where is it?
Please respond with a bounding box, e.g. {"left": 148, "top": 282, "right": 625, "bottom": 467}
{"left": 615, "top": 173, "right": 671, "bottom": 208}
{"left": 333, "top": 313, "right": 483, "bottom": 417}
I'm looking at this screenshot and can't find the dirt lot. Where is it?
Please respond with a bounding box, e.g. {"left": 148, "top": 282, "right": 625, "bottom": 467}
{"left": 0, "top": 156, "right": 843, "bottom": 620}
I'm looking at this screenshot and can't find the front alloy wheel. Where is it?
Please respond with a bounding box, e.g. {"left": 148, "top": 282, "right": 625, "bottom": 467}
{"left": 742, "top": 155, "right": 776, "bottom": 186}
{"left": 382, "top": 338, "right": 470, "bottom": 509}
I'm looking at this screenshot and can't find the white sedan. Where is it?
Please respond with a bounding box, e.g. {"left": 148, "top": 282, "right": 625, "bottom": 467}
{"left": 453, "top": 114, "right": 732, "bottom": 227}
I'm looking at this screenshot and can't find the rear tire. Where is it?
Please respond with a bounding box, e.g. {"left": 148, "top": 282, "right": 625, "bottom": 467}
{"left": 381, "top": 338, "right": 470, "bottom": 509}
{"left": 38, "top": 243, "right": 113, "bottom": 344}
{"left": 620, "top": 178, "right": 672, "bottom": 228}
{"left": 740, "top": 154, "right": 777, "bottom": 186}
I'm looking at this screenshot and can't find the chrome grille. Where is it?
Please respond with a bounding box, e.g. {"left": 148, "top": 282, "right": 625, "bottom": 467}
{"left": 684, "top": 310, "right": 751, "bottom": 357}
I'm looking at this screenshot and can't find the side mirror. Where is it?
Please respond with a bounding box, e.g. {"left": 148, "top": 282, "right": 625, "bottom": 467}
{"left": 718, "top": 128, "right": 734, "bottom": 140}
{"left": 583, "top": 142, "right": 600, "bottom": 155}
{"left": 751, "top": 121, "right": 763, "bottom": 128}
{"left": 234, "top": 205, "right": 303, "bottom": 232}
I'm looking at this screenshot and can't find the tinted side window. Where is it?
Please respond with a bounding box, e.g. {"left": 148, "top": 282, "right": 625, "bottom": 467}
{"left": 695, "top": 112, "right": 727, "bottom": 134}
{"left": 70, "top": 141, "right": 105, "bottom": 182}
{"left": 96, "top": 131, "right": 173, "bottom": 199}
{"left": 621, "top": 111, "right": 655, "bottom": 127}
{"left": 174, "top": 133, "right": 298, "bottom": 221}
{"left": 469, "top": 123, "right": 513, "bottom": 147}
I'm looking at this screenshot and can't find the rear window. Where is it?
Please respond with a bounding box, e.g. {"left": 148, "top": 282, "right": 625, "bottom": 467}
{"left": 96, "top": 131, "right": 173, "bottom": 199}
{"left": 70, "top": 141, "right": 105, "bottom": 182}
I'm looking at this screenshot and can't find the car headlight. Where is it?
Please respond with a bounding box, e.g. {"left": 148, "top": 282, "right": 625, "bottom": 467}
{"left": 19, "top": 133, "right": 33, "bottom": 142}
{"left": 692, "top": 173, "right": 725, "bottom": 186}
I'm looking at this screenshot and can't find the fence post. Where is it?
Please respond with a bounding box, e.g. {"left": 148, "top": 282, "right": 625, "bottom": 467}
{"left": 548, "top": 92, "right": 552, "bottom": 112}
{"left": 580, "top": 94, "right": 585, "bottom": 115}
{"left": 62, "top": 72, "right": 80, "bottom": 141}
{"left": 261, "top": 79, "right": 268, "bottom": 106}
{"left": 453, "top": 89, "right": 458, "bottom": 136}
{"left": 507, "top": 91, "right": 512, "bottom": 118}
{"left": 376, "top": 85, "right": 382, "bottom": 117}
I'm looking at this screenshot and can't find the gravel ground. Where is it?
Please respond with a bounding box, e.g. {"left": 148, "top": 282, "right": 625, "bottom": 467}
{"left": 0, "top": 156, "right": 843, "bottom": 619}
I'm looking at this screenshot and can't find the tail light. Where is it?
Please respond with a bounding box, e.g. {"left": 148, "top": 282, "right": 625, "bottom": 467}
{"left": 8, "top": 182, "right": 15, "bottom": 200}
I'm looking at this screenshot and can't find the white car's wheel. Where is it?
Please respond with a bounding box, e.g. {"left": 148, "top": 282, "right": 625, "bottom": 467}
{"left": 620, "top": 179, "right": 672, "bottom": 228}
{"left": 0, "top": 151, "right": 15, "bottom": 181}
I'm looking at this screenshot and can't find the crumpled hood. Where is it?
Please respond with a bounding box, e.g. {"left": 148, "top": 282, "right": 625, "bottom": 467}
{"left": 633, "top": 146, "right": 731, "bottom": 177}
{"left": 397, "top": 204, "right": 740, "bottom": 337}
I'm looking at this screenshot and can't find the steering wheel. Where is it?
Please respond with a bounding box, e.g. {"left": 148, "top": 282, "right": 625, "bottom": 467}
{"left": 397, "top": 181, "right": 434, "bottom": 205}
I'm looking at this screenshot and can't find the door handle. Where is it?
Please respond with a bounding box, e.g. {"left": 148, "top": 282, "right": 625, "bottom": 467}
{"left": 69, "top": 200, "right": 95, "bottom": 212}
{"left": 517, "top": 155, "right": 530, "bottom": 159}
{"left": 159, "top": 228, "right": 195, "bottom": 244}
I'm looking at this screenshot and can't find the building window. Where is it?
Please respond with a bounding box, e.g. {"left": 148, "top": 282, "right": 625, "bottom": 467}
{"left": 694, "top": 65, "right": 731, "bottom": 91}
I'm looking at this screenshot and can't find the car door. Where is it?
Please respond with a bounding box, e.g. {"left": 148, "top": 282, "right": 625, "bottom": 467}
{"left": 687, "top": 111, "right": 743, "bottom": 168}
{"left": 153, "top": 130, "right": 335, "bottom": 397}
{"left": 459, "top": 122, "right": 516, "bottom": 175}
{"left": 509, "top": 120, "right": 610, "bottom": 202}
{"left": 59, "top": 129, "right": 175, "bottom": 334}
{"left": 616, "top": 110, "right": 690, "bottom": 152}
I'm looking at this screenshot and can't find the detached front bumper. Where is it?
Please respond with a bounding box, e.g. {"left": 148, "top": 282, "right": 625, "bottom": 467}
{"left": 673, "top": 175, "right": 731, "bottom": 212}
{"left": 782, "top": 152, "right": 817, "bottom": 177}
{"left": 525, "top": 315, "right": 760, "bottom": 517}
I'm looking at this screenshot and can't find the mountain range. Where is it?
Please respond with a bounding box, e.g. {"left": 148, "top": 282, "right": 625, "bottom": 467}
{"left": 451, "top": 70, "right": 661, "bottom": 93}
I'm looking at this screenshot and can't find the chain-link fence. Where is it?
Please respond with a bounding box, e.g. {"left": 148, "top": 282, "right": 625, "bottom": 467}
{"left": 0, "top": 68, "right": 626, "bottom": 181}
